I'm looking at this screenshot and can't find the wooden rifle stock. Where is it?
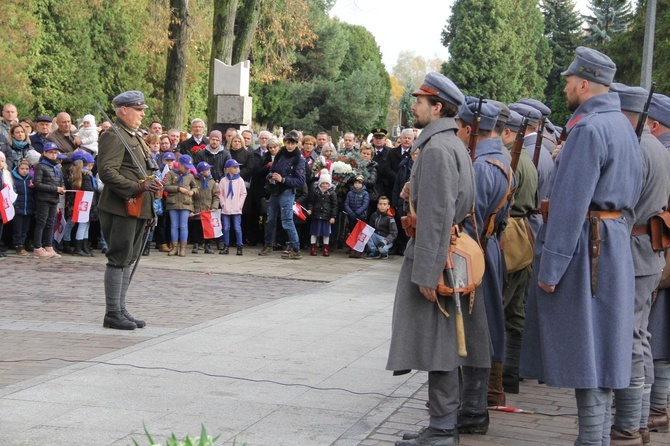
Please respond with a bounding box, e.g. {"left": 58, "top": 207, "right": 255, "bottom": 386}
{"left": 510, "top": 115, "right": 530, "bottom": 173}
{"left": 468, "top": 96, "right": 484, "bottom": 163}
{"left": 532, "top": 116, "right": 546, "bottom": 168}
{"left": 636, "top": 82, "right": 656, "bottom": 142}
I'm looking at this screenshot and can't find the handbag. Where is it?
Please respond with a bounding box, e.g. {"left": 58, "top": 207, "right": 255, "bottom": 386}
{"left": 401, "top": 199, "right": 417, "bottom": 238}
{"left": 501, "top": 216, "right": 535, "bottom": 273}
{"left": 125, "top": 194, "right": 144, "bottom": 218}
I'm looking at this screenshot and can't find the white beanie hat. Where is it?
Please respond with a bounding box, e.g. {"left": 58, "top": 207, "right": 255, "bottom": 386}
{"left": 82, "top": 114, "right": 96, "bottom": 126}
{"left": 318, "top": 168, "right": 332, "bottom": 185}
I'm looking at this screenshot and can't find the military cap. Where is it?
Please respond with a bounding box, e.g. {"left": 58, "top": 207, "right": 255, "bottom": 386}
{"left": 283, "top": 130, "right": 300, "bottom": 142}
{"left": 456, "top": 98, "right": 500, "bottom": 132}
{"left": 649, "top": 93, "right": 670, "bottom": 128}
{"left": 545, "top": 119, "right": 556, "bottom": 135}
{"left": 35, "top": 115, "right": 53, "bottom": 123}
{"left": 555, "top": 126, "right": 564, "bottom": 136}
{"left": 519, "top": 98, "right": 552, "bottom": 116}
{"left": 505, "top": 110, "right": 524, "bottom": 132}
{"left": 609, "top": 82, "right": 648, "bottom": 114}
{"left": 508, "top": 103, "right": 541, "bottom": 123}
{"left": 43, "top": 141, "right": 62, "bottom": 152}
{"left": 371, "top": 128, "right": 388, "bottom": 138}
{"left": 561, "top": 46, "right": 616, "bottom": 86}
{"left": 412, "top": 72, "right": 465, "bottom": 107}
{"left": 112, "top": 90, "right": 149, "bottom": 109}
{"left": 487, "top": 100, "right": 511, "bottom": 127}
{"left": 162, "top": 152, "right": 176, "bottom": 161}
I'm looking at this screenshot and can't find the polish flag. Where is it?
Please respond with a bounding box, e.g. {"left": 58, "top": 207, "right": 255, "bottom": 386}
{"left": 71, "top": 191, "right": 94, "bottom": 223}
{"left": 201, "top": 209, "right": 223, "bottom": 239}
{"left": 0, "top": 185, "right": 15, "bottom": 223}
{"left": 292, "top": 202, "right": 306, "bottom": 221}
{"left": 53, "top": 209, "right": 67, "bottom": 243}
{"left": 346, "top": 220, "right": 375, "bottom": 252}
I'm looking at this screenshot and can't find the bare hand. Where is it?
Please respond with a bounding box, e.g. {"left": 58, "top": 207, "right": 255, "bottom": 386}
{"left": 538, "top": 281, "right": 556, "bottom": 293}
{"left": 329, "top": 218, "right": 335, "bottom": 224}
{"left": 272, "top": 173, "right": 282, "bottom": 182}
{"left": 306, "top": 210, "right": 312, "bottom": 215}
{"left": 400, "top": 182, "right": 410, "bottom": 201}
{"left": 57, "top": 187, "right": 65, "bottom": 195}
{"left": 419, "top": 285, "right": 437, "bottom": 302}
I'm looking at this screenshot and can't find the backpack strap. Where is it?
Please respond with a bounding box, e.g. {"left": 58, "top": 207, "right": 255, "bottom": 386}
{"left": 483, "top": 157, "right": 513, "bottom": 239}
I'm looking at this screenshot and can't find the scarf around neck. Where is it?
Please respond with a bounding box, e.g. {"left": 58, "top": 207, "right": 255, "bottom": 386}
{"left": 225, "top": 173, "right": 240, "bottom": 198}
{"left": 40, "top": 157, "right": 60, "bottom": 177}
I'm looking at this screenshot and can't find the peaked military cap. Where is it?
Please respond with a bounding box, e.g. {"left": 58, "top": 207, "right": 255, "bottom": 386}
{"left": 456, "top": 98, "right": 500, "bottom": 132}
{"left": 487, "top": 100, "right": 511, "bottom": 128}
{"left": 412, "top": 72, "right": 465, "bottom": 107}
{"left": 505, "top": 110, "right": 524, "bottom": 132}
{"left": 561, "top": 46, "right": 616, "bottom": 86}
{"left": 508, "top": 103, "right": 541, "bottom": 123}
{"left": 112, "top": 90, "right": 149, "bottom": 109}
{"left": 371, "top": 128, "right": 388, "bottom": 137}
{"left": 649, "top": 93, "right": 670, "bottom": 128}
{"left": 519, "top": 98, "right": 552, "bottom": 116}
{"left": 609, "top": 82, "right": 649, "bottom": 114}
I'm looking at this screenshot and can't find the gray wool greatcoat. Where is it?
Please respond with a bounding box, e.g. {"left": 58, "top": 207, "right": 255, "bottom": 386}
{"left": 386, "top": 117, "right": 492, "bottom": 374}
{"left": 520, "top": 93, "right": 642, "bottom": 390}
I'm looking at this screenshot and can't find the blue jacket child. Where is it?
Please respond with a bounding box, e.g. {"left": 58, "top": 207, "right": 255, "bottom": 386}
{"left": 12, "top": 161, "right": 35, "bottom": 216}
{"left": 344, "top": 175, "right": 369, "bottom": 224}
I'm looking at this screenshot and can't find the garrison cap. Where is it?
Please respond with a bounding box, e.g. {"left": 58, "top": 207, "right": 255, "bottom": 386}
{"left": 35, "top": 115, "right": 53, "bottom": 123}
{"left": 561, "top": 46, "right": 616, "bottom": 86}
{"left": 508, "top": 103, "right": 541, "bottom": 123}
{"left": 371, "top": 128, "right": 388, "bottom": 137}
{"left": 412, "top": 72, "right": 465, "bottom": 107}
{"left": 519, "top": 98, "right": 552, "bottom": 116}
{"left": 649, "top": 93, "right": 670, "bottom": 128}
{"left": 487, "top": 100, "right": 511, "bottom": 127}
{"left": 112, "top": 90, "right": 149, "bottom": 109}
{"left": 456, "top": 98, "right": 500, "bottom": 132}
{"left": 505, "top": 110, "right": 524, "bottom": 132}
{"left": 609, "top": 82, "right": 648, "bottom": 114}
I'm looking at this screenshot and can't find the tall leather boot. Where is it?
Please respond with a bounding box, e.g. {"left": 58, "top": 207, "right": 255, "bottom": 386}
{"left": 168, "top": 240, "right": 178, "bottom": 256}
{"left": 178, "top": 241, "right": 187, "bottom": 257}
{"left": 503, "top": 332, "right": 522, "bottom": 394}
{"left": 74, "top": 239, "right": 88, "bottom": 257}
{"left": 458, "top": 366, "right": 490, "bottom": 434}
{"left": 488, "top": 361, "right": 506, "bottom": 406}
{"left": 120, "top": 266, "right": 145, "bottom": 328}
{"left": 103, "top": 266, "right": 136, "bottom": 330}
{"left": 83, "top": 239, "right": 95, "bottom": 257}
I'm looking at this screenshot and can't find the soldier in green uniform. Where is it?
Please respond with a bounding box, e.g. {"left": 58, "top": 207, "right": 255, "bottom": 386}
{"left": 97, "top": 90, "right": 162, "bottom": 330}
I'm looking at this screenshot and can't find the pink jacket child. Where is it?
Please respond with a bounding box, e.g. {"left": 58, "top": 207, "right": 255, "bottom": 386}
{"left": 217, "top": 159, "right": 247, "bottom": 254}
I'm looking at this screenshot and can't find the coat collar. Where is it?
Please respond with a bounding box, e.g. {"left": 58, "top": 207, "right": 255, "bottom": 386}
{"left": 566, "top": 92, "right": 621, "bottom": 133}
{"left": 412, "top": 117, "right": 459, "bottom": 150}
{"left": 474, "top": 137, "right": 503, "bottom": 158}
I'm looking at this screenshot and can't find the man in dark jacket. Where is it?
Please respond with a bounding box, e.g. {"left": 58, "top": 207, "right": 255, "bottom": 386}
{"left": 177, "top": 118, "right": 208, "bottom": 154}
{"left": 193, "top": 130, "right": 230, "bottom": 182}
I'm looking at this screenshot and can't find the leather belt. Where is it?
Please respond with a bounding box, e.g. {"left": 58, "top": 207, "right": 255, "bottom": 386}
{"left": 587, "top": 210, "right": 622, "bottom": 298}
{"left": 586, "top": 210, "right": 622, "bottom": 219}
{"left": 631, "top": 225, "right": 649, "bottom": 236}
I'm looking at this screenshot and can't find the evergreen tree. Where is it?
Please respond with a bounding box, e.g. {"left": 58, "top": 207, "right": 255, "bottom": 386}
{"left": 441, "top": 0, "right": 551, "bottom": 102}
{"left": 398, "top": 78, "right": 415, "bottom": 129}
{"left": 583, "top": 0, "right": 633, "bottom": 46}
{"left": 541, "top": 0, "right": 582, "bottom": 125}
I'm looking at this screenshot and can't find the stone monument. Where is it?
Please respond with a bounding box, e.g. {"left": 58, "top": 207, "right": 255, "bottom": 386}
{"left": 212, "top": 59, "right": 253, "bottom": 132}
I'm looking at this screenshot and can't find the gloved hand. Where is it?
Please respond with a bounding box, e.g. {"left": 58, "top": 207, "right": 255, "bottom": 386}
{"left": 136, "top": 178, "right": 162, "bottom": 194}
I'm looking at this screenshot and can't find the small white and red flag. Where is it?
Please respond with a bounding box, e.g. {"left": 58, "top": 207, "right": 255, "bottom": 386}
{"left": 53, "top": 209, "right": 67, "bottom": 243}
{"left": 71, "top": 191, "right": 94, "bottom": 223}
{"left": 292, "top": 202, "right": 306, "bottom": 221}
{"left": 0, "top": 185, "right": 15, "bottom": 223}
{"left": 201, "top": 209, "right": 223, "bottom": 239}
{"left": 346, "top": 220, "right": 375, "bottom": 252}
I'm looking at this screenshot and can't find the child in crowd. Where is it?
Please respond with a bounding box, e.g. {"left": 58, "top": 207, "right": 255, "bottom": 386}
{"left": 164, "top": 154, "right": 198, "bottom": 257}
{"left": 344, "top": 174, "right": 370, "bottom": 258}
{"left": 68, "top": 151, "right": 97, "bottom": 257}
{"left": 190, "top": 161, "right": 219, "bottom": 254}
{"left": 218, "top": 159, "right": 247, "bottom": 255}
{"left": 77, "top": 115, "right": 98, "bottom": 155}
{"left": 0, "top": 152, "right": 13, "bottom": 258}
{"left": 32, "top": 142, "right": 65, "bottom": 258}
{"left": 152, "top": 151, "right": 175, "bottom": 254}
{"left": 307, "top": 169, "right": 337, "bottom": 256}
{"left": 12, "top": 158, "right": 35, "bottom": 255}
{"left": 365, "top": 196, "right": 397, "bottom": 259}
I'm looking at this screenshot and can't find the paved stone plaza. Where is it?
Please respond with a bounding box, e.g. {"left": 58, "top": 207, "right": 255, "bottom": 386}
{"left": 0, "top": 249, "right": 668, "bottom": 445}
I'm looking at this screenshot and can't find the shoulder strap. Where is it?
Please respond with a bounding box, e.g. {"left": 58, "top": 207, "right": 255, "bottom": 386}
{"left": 483, "top": 157, "right": 513, "bottom": 238}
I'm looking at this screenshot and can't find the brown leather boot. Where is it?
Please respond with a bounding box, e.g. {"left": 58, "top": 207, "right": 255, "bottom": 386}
{"left": 159, "top": 243, "right": 170, "bottom": 253}
{"left": 639, "top": 427, "right": 650, "bottom": 445}
{"left": 178, "top": 241, "right": 187, "bottom": 257}
{"left": 168, "top": 241, "right": 178, "bottom": 256}
{"left": 487, "top": 361, "right": 506, "bottom": 406}
{"left": 610, "top": 426, "right": 643, "bottom": 446}
{"left": 648, "top": 407, "right": 669, "bottom": 432}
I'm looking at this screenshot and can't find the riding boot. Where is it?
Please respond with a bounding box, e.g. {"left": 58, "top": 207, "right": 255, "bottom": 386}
{"left": 488, "top": 361, "right": 506, "bottom": 406}
{"left": 120, "top": 266, "right": 145, "bottom": 328}
{"left": 458, "top": 366, "right": 490, "bottom": 434}
{"left": 168, "top": 240, "right": 178, "bottom": 256}
{"left": 503, "top": 332, "right": 522, "bottom": 394}
{"left": 103, "top": 266, "right": 136, "bottom": 330}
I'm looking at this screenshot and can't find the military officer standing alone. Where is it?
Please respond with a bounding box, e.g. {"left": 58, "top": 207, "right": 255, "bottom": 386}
{"left": 387, "top": 72, "right": 490, "bottom": 446}
{"left": 97, "top": 91, "right": 162, "bottom": 330}
{"left": 520, "top": 47, "right": 642, "bottom": 445}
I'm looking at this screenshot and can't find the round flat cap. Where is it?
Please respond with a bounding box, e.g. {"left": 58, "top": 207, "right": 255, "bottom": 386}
{"left": 649, "top": 93, "right": 670, "bottom": 128}
{"left": 112, "top": 90, "right": 149, "bottom": 109}
{"left": 456, "top": 98, "right": 500, "bottom": 132}
{"left": 519, "top": 98, "right": 552, "bottom": 116}
{"left": 561, "top": 46, "right": 616, "bottom": 86}
{"left": 35, "top": 115, "right": 53, "bottom": 123}
{"left": 508, "top": 103, "right": 541, "bottom": 123}
{"left": 609, "top": 82, "right": 649, "bottom": 114}
{"left": 505, "top": 110, "right": 524, "bottom": 132}
{"left": 412, "top": 72, "right": 465, "bottom": 107}
{"left": 487, "top": 100, "right": 511, "bottom": 127}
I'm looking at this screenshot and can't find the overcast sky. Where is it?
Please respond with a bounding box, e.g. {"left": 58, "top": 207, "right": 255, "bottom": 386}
{"left": 329, "top": 0, "right": 593, "bottom": 73}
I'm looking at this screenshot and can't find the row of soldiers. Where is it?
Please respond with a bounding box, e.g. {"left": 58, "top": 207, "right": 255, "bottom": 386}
{"left": 385, "top": 46, "right": 670, "bottom": 446}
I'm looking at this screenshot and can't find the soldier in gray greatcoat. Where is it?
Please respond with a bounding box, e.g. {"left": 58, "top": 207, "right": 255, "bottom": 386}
{"left": 387, "top": 72, "right": 489, "bottom": 446}
{"left": 646, "top": 92, "right": 670, "bottom": 434}
{"left": 98, "top": 91, "right": 163, "bottom": 330}
{"left": 609, "top": 83, "right": 670, "bottom": 445}
{"left": 519, "top": 47, "right": 642, "bottom": 445}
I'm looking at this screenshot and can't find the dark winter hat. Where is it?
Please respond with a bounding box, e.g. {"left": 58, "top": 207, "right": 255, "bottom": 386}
{"left": 283, "top": 130, "right": 300, "bottom": 143}
{"left": 224, "top": 159, "right": 242, "bottom": 168}
{"left": 505, "top": 110, "right": 524, "bottom": 132}
{"left": 508, "top": 103, "right": 542, "bottom": 123}
{"left": 162, "top": 152, "right": 176, "bottom": 161}
{"left": 561, "top": 46, "right": 616, "bottom": 86}
{"left": 412, "top": 71, "right": 465, "bottom": 107}
{"left": 196, "top": 161, "right": 212, "bottom": 172}
{"left": 112, "top": 90, "right": 149, "bottom": 109}
{"left": 43, "top": 142, "right": 62, "bottom": 152}
{"left": 178, "top": 154, "right": 194, "bottom": 170}
{"left": 649, "top": 93, "right": 670, "bottom": 128}
{"left": 609, "top": 82, "right": 648, "bottom": 114}
{"left": 518, "top": 98, "right": 552, "bottom": 117}
{"left": 456, "top": 98, "right": 500, "bottom": 132}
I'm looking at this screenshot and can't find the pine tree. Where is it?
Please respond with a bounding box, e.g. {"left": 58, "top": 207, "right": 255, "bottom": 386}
{"left": 583, "top": 0, "right": 633, "bottom": 46}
